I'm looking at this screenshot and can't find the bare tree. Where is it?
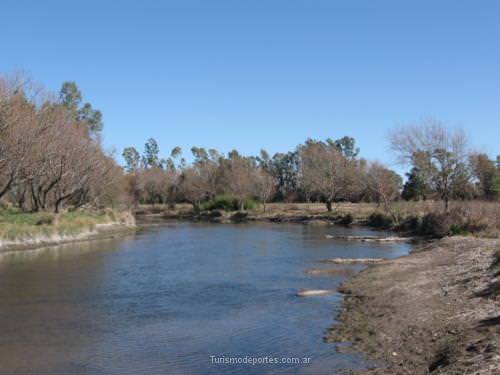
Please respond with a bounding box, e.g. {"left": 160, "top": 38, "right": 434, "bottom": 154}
{"left": 390, "top": 120, "right": 469, "bottom": 211}
{"left": 224, "top": 151, "right": 257, "bottom": 211}
{"left": 0, "top": 74, "right": 127, "bottom": 212}
{"left": 254, "top": 168, "right": 275, "bottom": 212}
{"left": 0, "top": 77, "right": 48, "bottom": 200}
{"left": 298, "top": 139, "right": 356, "bottom": 211}
{"left": 181, "top": 166, "right": 210, "bottom": 208}
{"left": 364, "top": 162, "right": 402, "bottom": 212}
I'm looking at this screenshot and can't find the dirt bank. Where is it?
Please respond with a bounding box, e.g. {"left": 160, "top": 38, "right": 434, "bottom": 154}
{"left": 326, "top": 236, "right": 500, "bottom": 374}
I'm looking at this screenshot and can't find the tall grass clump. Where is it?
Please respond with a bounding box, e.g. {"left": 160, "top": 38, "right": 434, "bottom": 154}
{"left": 198, "top": 195, "right": 258, "bottom": 212}
{"left": 0, "top": 208, "right": 119, "bottom": 241}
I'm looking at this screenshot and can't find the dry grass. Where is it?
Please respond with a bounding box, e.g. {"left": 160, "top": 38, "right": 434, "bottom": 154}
{"left": 0, "top": 208, "right": 126, "bottom": 241}
{"left": 261, "top": 201, "right": 499, "bottom": 237}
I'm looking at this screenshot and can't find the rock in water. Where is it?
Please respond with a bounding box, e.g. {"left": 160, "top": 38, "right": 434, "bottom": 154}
{"left": 318, "top": 258, "right": 385, "bottom": 264}
{"left": 296, "top": 289, "right": 335, "bottom": 297}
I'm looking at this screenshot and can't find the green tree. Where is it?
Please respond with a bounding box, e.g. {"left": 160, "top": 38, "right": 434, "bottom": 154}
{"left": 163, "top": 147, "right": 182, "bottom": 171}
{"left": 122, "top": 147, "right": 141, "bottom": 172}
{"left": 143, "top": 138, "right": 160, "bottom": 168}
{"left": 170, "top": 146, "right": 182, "bottom": 159}
{"left": 78, "top": 103, "right": 103, "bottom": 133}
{"left": 469, "top": 153, "right": 499, "bottom": 200}
{"left": 271, "top": 151, "right": 300, "bottom": 201}
{"left": 59, "top": 81, "right": 103, "bottom": 134}
{"left": 402, "top": 167, "right": 428, "bottom": 201}
{"left": 331, "top": 136, "right": 360, "bottom": 159}
{"left": 59, "top": 81, "right": 82, "bottom": 113}
{"left": 191, "top": 147, "right": 209, "bottom": 162}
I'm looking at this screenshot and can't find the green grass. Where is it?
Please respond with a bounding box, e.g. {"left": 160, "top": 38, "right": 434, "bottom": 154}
{"left": 0, "top": 208, "right": 117, "bottom": 241}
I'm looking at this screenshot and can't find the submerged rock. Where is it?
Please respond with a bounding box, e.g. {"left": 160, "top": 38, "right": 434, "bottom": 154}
{"left": 296, "top": 289, "right": 335, "bottom": 297}
{"left": 325, "top": 235, "right": 414, "bottom": 242}
{"left": 318, "top": 258, "right": 386, "bottom": 264}
{"left": 306, "top": 268, "right": 355, "bottom": 277}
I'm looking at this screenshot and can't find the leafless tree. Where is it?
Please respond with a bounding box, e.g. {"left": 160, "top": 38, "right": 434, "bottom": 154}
{"left": 181, "top": 166, "right": 211, "bottom": 208}
{"left": 364, "top": 162, "right": 402, "bottom": 212}
{"left": 254, "top": 168, "right": 275, "bottom": 212}
{"left": 298, "top": 139, "right": 356, "bottom": 211}
{"left": 223, "top": 152, "right": 257, "bottom": 211}
{"left": 390, "top": 120, "right": 470, "bottom": 211}
{"left": 0, "top": 75, "right": 128, "bottom": 212}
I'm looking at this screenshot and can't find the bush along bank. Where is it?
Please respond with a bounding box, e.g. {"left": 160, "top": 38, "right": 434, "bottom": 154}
{"left": 367, "top": 206, "right": 498, "bottom": 238}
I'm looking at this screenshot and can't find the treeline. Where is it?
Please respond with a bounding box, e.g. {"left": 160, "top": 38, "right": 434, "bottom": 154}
{"left": 0, "top": 75, "right": 126, "bottom": 212}
{"left": 1, "top": 73, "right": 497, "bottom": 215}
{"left": 122, "top": 122, "right": 499, "bottom": 212}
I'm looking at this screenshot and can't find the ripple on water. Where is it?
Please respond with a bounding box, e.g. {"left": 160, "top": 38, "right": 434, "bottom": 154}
{"left": 0, "top": 222, "right": 412, "bottom": 374}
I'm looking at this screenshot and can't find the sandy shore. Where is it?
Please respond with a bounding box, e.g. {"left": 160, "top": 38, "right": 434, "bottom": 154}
{"left": 326, "top": 236, "right": 500, "bottom": 374}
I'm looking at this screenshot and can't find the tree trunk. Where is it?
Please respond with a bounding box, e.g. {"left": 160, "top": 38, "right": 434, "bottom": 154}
{"left": 326, "top": 200, "right": 332, "bottom": 212}
{"left": 0, "top": 174, "right": 14, "bottom": 200}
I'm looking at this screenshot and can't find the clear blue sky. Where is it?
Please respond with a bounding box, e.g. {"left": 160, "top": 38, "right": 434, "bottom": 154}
{"left": 2, "top": 0, "right": 499, "bottom": 169}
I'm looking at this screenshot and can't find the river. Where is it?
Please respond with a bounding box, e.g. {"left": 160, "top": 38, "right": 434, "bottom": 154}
{"left": 0, "top": 222, "right": 412, "bottom": 374}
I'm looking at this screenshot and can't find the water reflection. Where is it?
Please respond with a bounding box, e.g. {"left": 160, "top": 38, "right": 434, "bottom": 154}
{"left": 0, "top": 222, "right": 411, "bottom": 374}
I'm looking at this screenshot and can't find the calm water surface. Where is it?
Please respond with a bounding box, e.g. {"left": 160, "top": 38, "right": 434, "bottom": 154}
{"left": 0, "top": 222, "right": 412, "bottom": 375}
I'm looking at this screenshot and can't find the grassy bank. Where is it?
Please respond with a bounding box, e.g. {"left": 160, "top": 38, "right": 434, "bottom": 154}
{"left": 0, "top": 208, "right": 135, "bottom": 250}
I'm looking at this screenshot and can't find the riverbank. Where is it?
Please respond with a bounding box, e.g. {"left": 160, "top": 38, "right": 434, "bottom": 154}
{"left": 143, "top": 202, "right": 388, "bottom": 227}
{"left": 326, "top": 236, "right": 500, "bottom": 374}
{"left": 141, "top": 201, "right": 499, "bottom": 238}
{"left": 0, "top": 209, "right": 136, "bottom": 253}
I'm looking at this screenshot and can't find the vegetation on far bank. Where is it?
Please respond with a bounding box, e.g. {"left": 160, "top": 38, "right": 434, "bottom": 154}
{"left": 1, "top": 73, "right": 498, "bottom": 241}
{"left": 122, "top": 121, "right": 498, "bottom": 238}
{"left": 0, "top": 208, "right": 132, "bottom": 242}
{"left": 138, "top": 200, "right": 500, "bottom": 239}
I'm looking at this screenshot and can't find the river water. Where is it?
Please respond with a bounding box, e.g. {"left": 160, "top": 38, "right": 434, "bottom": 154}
{"left": 0, "top": 222, "right": 411, "bottom": 375}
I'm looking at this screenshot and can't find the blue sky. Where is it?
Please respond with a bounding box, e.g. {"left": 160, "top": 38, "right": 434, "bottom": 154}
{"left": 1, "top": 0, "right": 499, "bottom": 170}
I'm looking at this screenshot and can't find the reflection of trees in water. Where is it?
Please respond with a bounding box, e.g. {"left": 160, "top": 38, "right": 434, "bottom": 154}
{"left": 0, "top": 237, "right": 138, "bottom": 374}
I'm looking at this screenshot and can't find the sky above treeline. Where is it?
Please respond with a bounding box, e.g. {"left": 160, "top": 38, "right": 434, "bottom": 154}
{"left": 1, "top": 0, "right": 499, "bottom": 169}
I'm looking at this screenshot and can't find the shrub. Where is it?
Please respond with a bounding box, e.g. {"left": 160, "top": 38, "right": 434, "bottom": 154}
{"left": 241, "top": 198, "right": 258, "bottom": 210}
{"left": 35, "top": 213, "right": 55, "bottom": 226}
{"left": 339, "top": 213, "right": 353, "bottom": 225}
{"left": 209, "top": 209, "right": 223, "bottom": 218}
{"left": 420, "top": 212, "right": 454, "bottom": 238}
{"left": 200, "top": 210, "right": 224, "bottom": 220}
{"left": 449, "top": 224, "right": 468, "bottom": 236}
{"left": 200, "top": 195, "right": 236, "bottom": 211}
{"left": 230, "top": 211, "right": 248, "bottom": 222}
{"left": 368, "top": 212, "right": 393, "bottom": 228}
{"left": 398, "top": 215, "right": 422, "bottom": 232}
{"left": 199, "top": 195, "right": 258, "bottom": 212}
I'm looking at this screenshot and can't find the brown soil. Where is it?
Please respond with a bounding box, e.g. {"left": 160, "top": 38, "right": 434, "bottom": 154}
{"left": 326, "top": 236, "right": 500, "bottom": 374}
